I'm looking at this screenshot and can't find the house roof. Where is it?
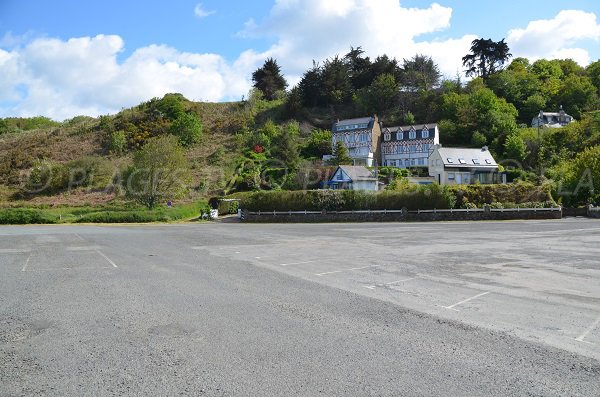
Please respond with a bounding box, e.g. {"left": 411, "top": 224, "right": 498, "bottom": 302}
{"left": 436, "top": 147, "right": 498, "bottom": 168}
{"left": 329, "top": 165, "right": 377, "bottom": 182}
{"left": 382, "top": 124, "right": 438, "bottom": 142}
{"left": 332, "top": 117, "right": 375, "bottom": 132}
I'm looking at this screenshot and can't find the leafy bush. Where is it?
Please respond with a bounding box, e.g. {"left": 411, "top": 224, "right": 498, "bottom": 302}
{"left": 448, "top": 182, "right": 555, "bottom": 208}
{"left": 0, "top": 208, "right": 58, "bottom": 224}
{"left": 109, "top": 130, "right": 127, "bottom": 154}
{"left": 170, "top": 112, "right": 202, "bottom": 146}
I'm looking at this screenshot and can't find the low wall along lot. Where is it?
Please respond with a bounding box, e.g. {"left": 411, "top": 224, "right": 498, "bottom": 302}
{"left": 242, "top": 207, "right": 563, "bottom": 222}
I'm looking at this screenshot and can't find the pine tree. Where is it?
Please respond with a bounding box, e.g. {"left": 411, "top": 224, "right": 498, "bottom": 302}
{"left": 329, "top": 141, "right": 353, "bottom": 165}
{"left": 252, "top": 58, "right": 287, "bottom": 100}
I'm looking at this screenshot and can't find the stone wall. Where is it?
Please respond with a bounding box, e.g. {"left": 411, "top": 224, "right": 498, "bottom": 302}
{"left": 242, "top": 208, "right": 562, "bottom": 223}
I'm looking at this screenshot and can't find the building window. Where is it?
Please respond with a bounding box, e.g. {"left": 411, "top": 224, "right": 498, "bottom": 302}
{"left": 418, "top": 158, "right": 425, "bottom": 165}
{"left": 448, "top": 172, "right": 455, "bottom": 180}
{"left": 409, "top": 145, "right": 416, "bottom": 153}
{"left": 485, "top": 159, "right": 492, "bottom": 164}
{"left": 409, "top": 130, "right": 416, "bottom": 139}
{"left": 405, "top": 159, "right": 410, "bottom": 167}
{"left": 458, "top": 158, "right": 467, "bottom": 164}
{"left": 411, "top": 159, "right": 416, "bottom": 166}
{"left": 384, "top": 133, "right": 391, "bottom": 141}
{"left": 423, "top": 144, "right": 430, "bottom": 153}
{"left": 422, "top": 129, "right": 429, "bottom": 139}
{"left": 472, "top": 159, "right": 480, "bottom": 165}
{"left": 396, "top": 132, "right": 403, "bottom": 140}
{"left": 447, "top": 158, "right": 454, "bottom": 163}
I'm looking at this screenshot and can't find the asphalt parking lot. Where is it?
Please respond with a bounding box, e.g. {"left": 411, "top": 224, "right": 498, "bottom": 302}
{"left": 1, "top": 219, "right": 599, "bottom": 395}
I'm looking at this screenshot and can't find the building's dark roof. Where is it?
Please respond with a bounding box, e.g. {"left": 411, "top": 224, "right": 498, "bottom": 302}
{"left": 329, "top": 165, "right": 377, "bottom": 182}
{"left": 436, "top": 147, "right": 498, "bottom": 168}
{"left": 332, "top": 117, "right": 375, "bottom": 132}
{"left": 382, "top": 124, "right": 438, "bottom": 142}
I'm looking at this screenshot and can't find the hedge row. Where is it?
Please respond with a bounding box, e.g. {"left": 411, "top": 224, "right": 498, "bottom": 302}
{"left": 240, "top": 185, "right": 455, "bottom": 212}
{"left": 448, "top": 182, "right": 555, "bottom": 208}
{"left": 237, "top": 183, "right": 557, "bottom": 212}
{"left": 0, "top": 208, "right": 58, "bottom": 224}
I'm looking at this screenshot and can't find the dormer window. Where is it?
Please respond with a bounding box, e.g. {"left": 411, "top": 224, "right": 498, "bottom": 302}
{"left": 396, "top": 132, "right": 403, "bottom": 140}
{"left": 447, "top": 158, "right": 454, "bottom": 163}
{"left": 409, "top": 130, "right": 416, "bottom": 139}
{"left": 458, "top": 158, "right": 467, "bottom": 164}
{"left": 485, "top": 159, "right": 492, "bottom": 164}
{"left": 422, "top": 129, "right": 429, "bottom": 139}
{"left": 472, "top": 159, "right": 480, "bottom": 164}
{"left": 384, "top": 133, "right": 391, "bottom": 141}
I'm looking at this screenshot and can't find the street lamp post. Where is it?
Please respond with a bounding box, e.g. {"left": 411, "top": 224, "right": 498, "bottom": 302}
{"left": 537, "top": 110, "right": 543, "bottom": 179}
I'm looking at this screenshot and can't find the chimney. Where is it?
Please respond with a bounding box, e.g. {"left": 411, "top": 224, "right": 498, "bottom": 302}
{"left": 482, "top": 145, "right": 488, "bottom": 152}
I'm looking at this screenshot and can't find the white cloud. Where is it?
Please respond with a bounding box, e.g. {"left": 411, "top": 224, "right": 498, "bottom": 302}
{"left": 507, "top": 10, "right": 600, "bottom": 65}
{"left": 0, "top": 35, "right": 251, "bottom": 120}
{"left": 240, "top": 0, "right": 476, "bottom": 84}
{"left": 194, "top": 3, "right": 215, "bottom": 19}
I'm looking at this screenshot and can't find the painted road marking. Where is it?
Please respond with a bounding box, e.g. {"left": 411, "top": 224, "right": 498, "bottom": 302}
{"left": 576, "top": 315, "right": 600, "bottom": 342}
{"left": 66, "top": 246, "right": 102, "bottom": 251}
{"left": 279, "top": 260, "right": 320, "bottom": 266}
{"left": 25, "top": 266, "right": 114, "bottom": 272}
{"left": 443, "top": 291, "right": 490, "bottom": 311}
{"left": 95, "top": 250, "right": 118, "bottom": 268}
{"left": 316, "top": 265, "right": 380, "bottom": 276}
{"left": 363, "top": 276, "right": 419, "bottom": 289}
{"left": 0, "top": 248, "right": 31, "bottom": 253}
{"left": 73, "top": 233, "right": 86, "bottom": 242}
{"left": 21, "top": 254, "right": 32, "bottom": 272}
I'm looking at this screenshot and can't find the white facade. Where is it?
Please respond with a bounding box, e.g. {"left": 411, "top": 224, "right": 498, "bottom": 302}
{"left": 332, "top": 116, "right": 381, "bottom": 166}
{"left": 381, "top": 124, "right": 439, "bottom": 168}
{"left": 429, "top": 146, "right": 500, "bottom": 185}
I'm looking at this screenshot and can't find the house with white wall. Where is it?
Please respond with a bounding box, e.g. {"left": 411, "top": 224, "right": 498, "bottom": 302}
{"left": 327, "top": 165, "right": 379, "bottom": 191}
{"left": 428, "top": 146, "right": 501, "bottom": 185}
{"left": 331, "top": 116, "right": 381, "bottom": 166}
{"left": 381, "top": 124, "right": 439, "bottom": 169}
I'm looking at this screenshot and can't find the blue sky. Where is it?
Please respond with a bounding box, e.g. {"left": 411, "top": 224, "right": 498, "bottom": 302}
{"left": 1, "top": 0, "right": 599, "bottom": 120}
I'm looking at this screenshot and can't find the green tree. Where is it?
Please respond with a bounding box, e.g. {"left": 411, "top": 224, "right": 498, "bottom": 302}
{"left": 321, "top": 55, "right": 352, "bottom": 107}
{"left": 298, "top": 61, "right": 325, "bottom": 107}
{"left": 344, "top": 46, "right": 372, "bottom": 89}
{"left": 587, "top": 60, "right": 600, "bottom": 94}
{"left": 329, "top": 141, "right": 353, "bottom": 165}
{"left": 471, "top": 131, "right": 487, "bottom": 147}
{"left": 272, "top": 122, "right": 300, "bottom": 169}
{"left": 125, "top": 135, "right": 191, "bottom": 208}
{"left": 462, "top": 38, "right": 512, "bottom": 80}
{"left": 303, "top": 128, "right": 333, "bottom": 158}
{"left": 504, "top": 133, "right": 528, "bottom": 162}
{"left": 170, "top": 112, "right": 202, "bottom": 146}
{"left": 356, "top": 73, "right": 398, "bottom": 116}
{"left": 402, "top": 54, "right": 441, "bottom": 91}
{"left": 557, "top": 74, "right": 598, "bottom": 119}
{"left": 252, "top": 58, "right": 287, "bottom": 100}
{"left": 552, "top": 145, "right": 600, "bottom": 205}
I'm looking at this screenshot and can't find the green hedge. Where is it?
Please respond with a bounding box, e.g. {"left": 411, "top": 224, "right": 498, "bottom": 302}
{"left": 240, "top": 185, "right": 455, "bottom": 212}
{"left": 75, "top": 211, "right": 170, "bottom": 223}
{"left": 0, "top": 208, "right": 58, "bottom": 224}
{"left": 448, "top": 182, "right": 556, "bottom": 208}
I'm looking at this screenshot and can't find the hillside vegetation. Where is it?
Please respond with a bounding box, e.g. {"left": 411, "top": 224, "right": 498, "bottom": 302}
{"left": 1, "top": 46, "right": 600, "bottom": 210}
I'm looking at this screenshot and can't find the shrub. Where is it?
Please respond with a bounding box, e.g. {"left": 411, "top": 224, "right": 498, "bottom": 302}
{"left": 109, "top": 130, "right": 127, "bottom": 154}
{"left": 0, "top": 208, "right": 58, "bottom": 224}
{"left": 170, "top": 112, "right": 202, "bottom": 146}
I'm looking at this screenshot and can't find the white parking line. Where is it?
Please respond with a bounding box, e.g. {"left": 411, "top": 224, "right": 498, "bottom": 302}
{"left": 363, "top": 276, "right": 419, "bottom": 289}
{"left": 0, "top": 248, "right": 31, "bottom": 253}
{"left": 443, "top": 291, "right": 490, "bottom": 311}
{"left": 95, "top": 250, "right": 118, "bottom": 268}
{"left": 279, "top": 260, "right": 319, "bottom": 266}
{"left": 21, "top": 254, "right": 32, "bottom": 272}
{"left": 316, "top": 265, "right": 380, "bottom": 276}
{"left": 576, "top": 315, "right": 600, "bottom": 342}
{"left": 66, "top": 246, "right": 101, "bottom": 251}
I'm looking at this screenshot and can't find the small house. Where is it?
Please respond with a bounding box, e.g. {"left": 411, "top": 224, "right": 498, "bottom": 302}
{"left": 327, "top": 165, "right": 379, "bottom": 191}
{"left": 428, "top": 146, "right": 502, "bottom": 185}
{"left": 531, "top": 107, "right": 573, "bottom": 128}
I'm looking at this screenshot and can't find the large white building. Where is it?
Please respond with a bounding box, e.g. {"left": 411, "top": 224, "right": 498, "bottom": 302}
{"left": 381, "top": 124, "right": 439, "bottom": 168}
{"left": 428, "top": 146, "right": 501, "bottom": 185}
{"left": 331, "top": 116, "right": 381, "bottom": 166}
